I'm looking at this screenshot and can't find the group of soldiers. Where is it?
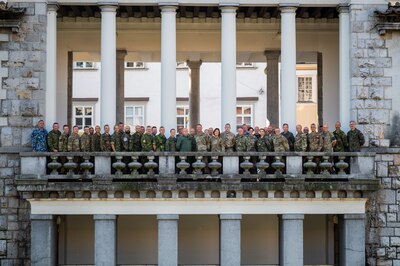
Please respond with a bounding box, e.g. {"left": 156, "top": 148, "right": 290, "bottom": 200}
{"left": 32, "top": 119, "right": 365, "bottom": 153}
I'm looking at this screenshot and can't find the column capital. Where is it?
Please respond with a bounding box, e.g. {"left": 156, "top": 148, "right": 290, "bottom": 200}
{"left": 47, "top": 2, "right": 59, "bottom": 12}
{"left": 159, "top": 3, "right": 178, "bottom": 12}
{"left": 279, "top": 4, "right": 299, "bottom": 13}
{"left": 98, "top": 3, "right": 118, "bottom": 12}
{"left": 157, "top": 214, "right": 179, "bottom": 220}
{"left": 116, "top": 49, "right": 127, "bottom": 58}
{"left": 94, "top": 214, "right": 117, "bottom": 220}
{"left": 220, "top": 214, "right": 242, "bottom": 220}
{"left": 186, "top": 60, "right": 202, "bottom": 69}
{"left": 264, "top": 50, "right": 280, "bottom": 60}
{"left": 279, "top": 214, "right": 305, "bottom": 220}
{"left": 337, "top": 4, "right": 350, "bottom": 13}
{"left": 31, "top": 214, "right": 54, "bottom": 220}
{"left": 219, "top": 4, "right": 238, "bottom": 13}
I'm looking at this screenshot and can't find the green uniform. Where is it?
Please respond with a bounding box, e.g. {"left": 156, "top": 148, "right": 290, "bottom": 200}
{"left": 273, "top": 135, "right": 289, "bottom": 152}
{"left": 176, "top": 135, "right": 193, "bottom": 152}
{"left": 80, "top": 133, "right": 91, "bottom": 152}
{"left": 320, "top": 131, "right": 336, "bottom": 152}
{"left": 47, "top": 130, "right": 61, "bottom": 152}
{"left": 111, "top": 132, "right": 123, "bottom": 152}
{"left": 100, "top": 133, "right": 112, "bottom": 152}
{"left": 235, "top": 135, "right": 248, "bottom": 152}
{"left": 121, "top": 132, "right": 131, "bottom": 151}
{"left": 247, "top": 135, "right": 258, "bottom": 152}
{"left": 210, "top": 136, "right": 224, "bottom": 152}
{"left": 91, "top": 132, "right": 101, "bottom": 152}
{"left": 256, "top": 136, "right": 271, "bottom": 152}
{"left": 294, "top": 132, "right": 308, "bottom": 152}
{"left": 165, "top": 136, "right": 177, "bottom": 151}
{"left": 347, "top": 128, "right": 365, "bottom": 152}
{"left": 282, "top": 131, "right": 295, "bottom": 151}
{"left": 59, "top": 133, "right": 69, "bottom": 152}
{"left": 194, "top": 133, "right": 210, "bottom": 151}
{"left": 130, "top": 132, "right": 142, "bottom": 152}
{"left": 141, "top": 133, "right": 154, "bottom": 152}
{"left": 333, "top": 129, "right": 348, "bottom": 152}
{"left": 67, "top": 133, "right": 81, "bottom": 152}
{"left": 153, "top": 134, "right": 167, "bottom": 151}
{"left": 307, "top": 132, "right": 322, "bottom": 152}
{"left": 221, "top": 131, "right": 236, "bottom": 152}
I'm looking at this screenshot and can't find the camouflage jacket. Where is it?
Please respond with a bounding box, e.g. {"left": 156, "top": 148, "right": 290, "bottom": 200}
{"left": 47, "top": 130, "right": 61, "bottom": 152}
{"left": 273, "top": 135, "right": 289, "bottom": 152}
{"left": 80, "top": 133, "right": 92, "bottom": 152}
{"left": 111, "top": 132, "right": 123, "bottom": 152}
{"left": 130, "top": 132, "right": 142, "bottom": 152}
{"left": 333, "top": 129, "right": 348, "bottom": 152}
{"left": 121, "top": 133, "right": 131, "bottom": 151}
{"left": 347, "top": 128, "right": 365, "bottom": 152}
{"left": 307, "top": 132, "right": 322, "bottom": 152}
{"left": 59, "top": 133, "right": 69, "bottom": 152}
{"left": 294, "top": 132, "right": 308, "bottom": 152}
{"left": 100, "top": 133, "right": 112, "bottom": 152}
{"left": 235, "top": 135, "right": 248, "bottom": 152}
{"left": 31, "top": 128, "right": 48, "bottom": 152}
{"left": 247, "top": 135, "right": 258, "bottom": 152}
{"left": 210, "top": 136, "right": 224, "bottom": 152}
{"left": 221, "top": 131, "right": 236, "bottom": 152}
{"left": 165, "top": 136, "right": 177, "bottom": 152}
{"left": 91, "top": 133, "right": 102, "bottom": 152}
{"left": 256, "top": 136, "right": 272, "bottom": 152}
{"left": 282, "top": 131, "right": 295, "bottom": 151}
{"left": 194, "top": 133, "right": 210, "bottom": 151}
{"left": 67, "top": 133, "right": 81, "bottom": 152}
{"left": 141, "top": 133, "right": 154, "bottom": 152}
{"left": 153, "top": 134, "right": 167, "bottom": 151}
{"left": 320, "top": 131, "right": 336, "bottom": 152}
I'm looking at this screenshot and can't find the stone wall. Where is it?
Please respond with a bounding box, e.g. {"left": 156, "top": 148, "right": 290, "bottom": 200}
{"left": 350, "top": 4, "right": 392, "bottom": 147}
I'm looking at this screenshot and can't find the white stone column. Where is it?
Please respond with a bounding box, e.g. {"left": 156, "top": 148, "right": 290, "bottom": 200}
{"left": 45, "top": 3, "right": 58, "bottom": 127}
{"left": 100, "top": 4, "right": 118, "bottom": 126}
{"left": 94, "top": 214, "right": 117, "bottom": 266}
{"left": 31, "top": 214, "right": 57, "bottom": 266}
{"left": 338, "top": 4, "right": 351, "bottom": 132}
{"left": 220, "top": 5, "right": 237, "bottom": 130}
{"left": 339, "top": 214, "right": 365, "bottom": 266}
{"left": 280, "top": 5, "right": 298, "bottom": 128}
{"left": 220, "top": 214, "right": 241, "bottom": 266}
{"left": 187, "top": 60, "right": 202, "bottom": 129}
{"left": 160, "top": 5, "right": 177, "bottom": 130}
{"left": 279, "top": 214, "right": 304, "bottom": 266}
{"left": 157, "top": 214, "right": 179, "bottom": 266}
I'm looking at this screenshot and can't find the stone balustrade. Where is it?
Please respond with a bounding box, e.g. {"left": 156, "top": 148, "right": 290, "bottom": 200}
{"left": 19, "top": 151, "right": 376, "bottom": 182}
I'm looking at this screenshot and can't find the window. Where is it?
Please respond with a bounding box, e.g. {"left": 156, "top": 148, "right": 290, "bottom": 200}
{"left": 297, "top": 76, "right": 313, "bottom": 102}
{"left": 176, "top": 106, "right": 189, "bottom": 128}
{"left": 125, "top": 62, "right": 146, "bottom": 69}
{"left": 125, "top": 106, "right": 145, "bottom": 126}
{"left": 176, "top": 62, "right": 188, "bottom": 69}
{"left": 74, "top": 106, "right": 93, "bottom": 129}
{"left": 74, "top": 61, "right": 97, "bottom": 69}
{"left": 236, "top": 62, "right": 256, "bottom": 68}
{"left": 236, "top": 105, "right": 253, "bottom": 127}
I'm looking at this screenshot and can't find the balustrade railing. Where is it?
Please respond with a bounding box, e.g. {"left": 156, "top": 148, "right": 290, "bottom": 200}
{"left": 19, "top": 152, "right": 376, "bottom": 182}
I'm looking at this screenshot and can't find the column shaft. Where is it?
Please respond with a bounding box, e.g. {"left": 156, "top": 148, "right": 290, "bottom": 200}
{"left": 220, "top": 214, "right": 241, "bottom": 266}
{"left": 94, "top": 214, "right": 117, "bottom": 266}
{"left": 116, "top": 50, "right": 127, "bottom": 123}
{"left": 265, "top": 50, "right": 280, "bottom": 127}
{"left": 45, "top": 4, "right": 58, "bottom": 127}
{"left": 31, "top": 214, "right": 57, "bottom": 266}
{"left": 339, "top": 214, "right": 365, "bottom": 266}
{"left": 280, "top": 5, "right": 298, "bottom": 128}
{"left": 279, "top": 214, "right": 304, "bottom": 266}
{"left": 220, "top": 6, "right": 237, "bottom": 130}
{"left": 160, "top": 6, "right": 177, "bottom": 130}
{"left": 100, "top": 5, "right": 117, "bottom": 126}
{"left": 187, "top": 60, "right": 202, "bottom": 129}
{"left": 157, "top": 214, "right": 179, "bottom": 266}
{"left": 338, "top": 5, "right": 351, "bottom": 131}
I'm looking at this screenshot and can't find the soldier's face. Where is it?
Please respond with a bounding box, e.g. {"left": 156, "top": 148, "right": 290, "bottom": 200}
{"left": 350, "top": 122, "right": 356, "bottom": 130}
{"left": 296, "top": 126, "right": 302, "bottom": 133}
{"left": 89, "top": 128, "right": 94, "bottom": 134}
{"left": 275, "top": 129, "right": 281, "bottom": 136}
{"left": 196, "top": 125, "right": 202, "bottom": 133}
{"left": 225, "top": 125, "right": 230, "bottom": 132}
{"left": 323, "top": 125, "right": 328, "bottom": 132}
{"left": 170, "top": 130, "right": 176, "bottom": 137}
{"left": 152, "top": 128, "right": 157, "bottom": 135}
{"left": 190, "top": 128, "right": 195, "bottom": 135}
{"left": 146, "top": 128, "right": 152, "bottom": 134}
{"left": 260, "top": 129, "right": 265, "bottom": 137}
{"left": 238, "top": 128, "right": 243, "bottom": 136}
{"left": 119, "top": 124, "right": 124, "bottom": 131}
{"left": 104, "top": 126, "right": 110, "bottom": 133}
{"left": 283, "top": 125, "right": 288, "bottom": 132}
{"left": 303, "top": 127, "right": 309, "bottom": 134}
{"left": 135, "top": 126, "right": 141, "bottom": 133}
{"left": 114, "top": 126, "right": 119, "bottom": 132}
{"left": 160, "top": 128, "right": 165, "bottom": 135}
{"left": 183, "top": 129, "right": 188, "bottom": 136}
{"left": 73, "top": 127, "right": 79, "bottom": 134}
{"left": 95, "top": 126, "right": 101, "bottom": 133}
{"left": 63, "top": 127, "right": 69, "bottom": 134}
{"left": 84, "top": 128, "right": 89, "bottom": 134}
{"left": 335, "top": 122, "right": 341, "bottom": 130}
{"left": 311, "top": 125, "right": 316, "bottom": 132}
{"left": 255, "top": 127, "right": 259, "bottom": 133}
{"left": 38, "top": 121, "right": 45, "bottom": 129}
{"left": 125, "top": 126, "right": 131, "bottom": 134}
{"left": 53, "top": 124, "right": 59, "bottom": 131}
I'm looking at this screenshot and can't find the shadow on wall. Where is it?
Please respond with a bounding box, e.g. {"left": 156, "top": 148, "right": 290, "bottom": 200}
{"left": 387, "top": 111, "right": 400, "bottom": 147}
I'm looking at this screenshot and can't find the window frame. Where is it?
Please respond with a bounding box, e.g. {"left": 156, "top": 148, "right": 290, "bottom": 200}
{"left": 176, "top": 105, "right": 189, "bottom": 128}
{"left": 72, "top": 105, "right": 94, "bottom": 129}
{"left": 236, "top": 104, "right": 253, "bottom": 128}
{"left": 125, "top": 62, "right": 146, "bottom": 69}
{"left": 124, "top": 105, "right": 145, "bottom": 126}
{"left": 73, "top": 61, "right": 97, "bottom": 70}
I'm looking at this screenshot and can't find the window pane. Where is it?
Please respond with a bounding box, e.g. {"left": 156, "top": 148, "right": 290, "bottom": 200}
{"left": 76, "top": 62, "right": 83, "bottom": 68}
{"left": 136, "top": 62, "right": 144, "bottom": 68}
{"left": 236, "top": 117, "right": 242, "bottom": 125}
{"left": 75, "top": 107, "right": 83, "bottom": 116}
{"left": 86, "top": 62, "right": 94, "bottom": 68}
{"left": 177, "top": 108, "right": 184, "bottom": 115}
{"left": 84, "top": 118, "right": 92, "bottom": 127}
{"left": 85, "top": 107, "right": 92, "bottom": 116}
{"left": 75, "top": 118, "right": 83, "bottom": 127}
{"left": 135, "top": 107, "right": 143, "bottom": 116}
{"left": 244, "top": 117, "right": 251, "bottom": 125}
{"left": 126, "top": 107, "right": 133, "bottom": 116}
{"left": 126, "top": 117, "right": 134, "bottom": 125}
{"left": 133, "top": 117, "right": 143, "bottom": 126}
{"left": 185, "top": 108, "right": 189, "bottom": 115}
{"left": 236, "top": 107, "right": 242, "bottom": 114}
{"left": 177, "top": 117, "right": 184, "bottom": 126}
{"left": 243, "top": 107, "right": 252, "bottom": 115}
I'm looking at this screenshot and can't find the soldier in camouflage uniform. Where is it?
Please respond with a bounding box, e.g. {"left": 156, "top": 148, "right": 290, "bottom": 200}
{"left": 100, "top": 125, "right": 112, "bottom": 152}
{"left": 333, "top": 121, "right": 348, "bottom": 152}
{"left": 347, "top": 121, "right": 365, "bottom": 152}
{"left": 246, "top": 128, "right": 258, "bottom": 152}
{"left": 111, "top": 125, "right": 123, "bottom": 152}
{"left": 59, "top": 125, "right": 70, "bottom": 152}
{"left": 307, "top": 123, "right": 322, "bottom": 152}
{"left": 282, "top": 123, "right": 295, "bottom": 151}
{"left": 266, "top": 125, "right": 275, "bottom": 146}
{"left": 130, "top": 125, "right": 143, "bottom": 152}
{"left": 47, "top": 122, "right": 61, "bottom": 152}
{"left": 91, "top": 125, "right": 102, "bottom": 152}
{"left": 256, "top": 128, "right": 272, "bottom": 152}
{"left": 294, "top": 125, "right": 307, "bottom": 152}
{"left": 80, "top": 126, "right": 92, "bottom": 152}
{"left": 320, "top": 124, "right": 337, "bottom": 152}
{"left": 121, "top": 125, "right": 131, "bottom": 151}
{"left": 235, "top": 128, "right": 248, "bottom": 152}
{"left": 67, "top": 126, "right": 81, "bottom": 152}
{"left": 141, "top": 126, "right": 155, "bottom": 152}
{"left": 194, "top": 124, "right": 210, "bottom": 151}
{"left": 166, "top": 128, "right": 177, "bottom": 151}
{"left": 210, "top": 128, "right": 224, "bottom": 152}
{"left": 153, "top": 126, "right": 167, "bottom": 151}
{"left": 221, "top": 123, "right": 236, "bottom": 152}
{"left": 273, "top": 128, "right": 289, "bottom": 152}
